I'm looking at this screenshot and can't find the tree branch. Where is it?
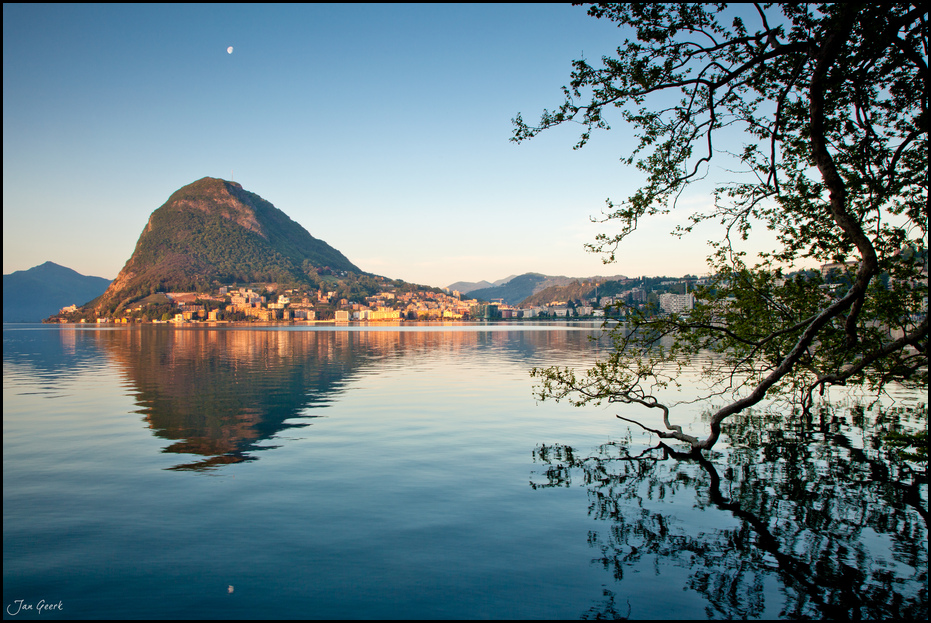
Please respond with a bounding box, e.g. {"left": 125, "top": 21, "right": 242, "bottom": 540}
{"left": 808, "top": 5, "right": 879, "bottom": 347}
{"left": 804, "top": 316, "right": 929, "bottom": 408}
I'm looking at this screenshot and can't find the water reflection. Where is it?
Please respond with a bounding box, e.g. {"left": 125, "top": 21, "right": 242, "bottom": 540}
{"left": 2, "top": 325, "right": 110, "bottom": 386}
{"left": 5, "top": 325, "right": 605, "bottom": 471}
{"left": 532, "top": 407, "right": 928, "bottom": 619}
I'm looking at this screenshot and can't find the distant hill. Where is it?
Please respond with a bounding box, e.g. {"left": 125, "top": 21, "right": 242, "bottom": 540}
{"left": 3, "top": 262, "right": 111, "bottom": 322}
{"left": 468, "top": 273, "right": 549, "bottom": 304}
{"left": 90, "top": 177, "right": 361, "bottom": 315}
{"left": 466, "top": 272, "right": 628, "bottom": 305}
{"left": 446, "top": 275, "right": 519, "bottom": 294}
{"left": 446, "top": 280, "right": 493, "bottom": 294}
{"left": 520, "top": 280, "right": 610, "bottom": 307}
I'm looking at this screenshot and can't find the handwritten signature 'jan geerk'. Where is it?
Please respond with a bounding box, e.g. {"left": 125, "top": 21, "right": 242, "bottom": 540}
{"left": 6, "top": 599, "right": 64, "bottom": 616}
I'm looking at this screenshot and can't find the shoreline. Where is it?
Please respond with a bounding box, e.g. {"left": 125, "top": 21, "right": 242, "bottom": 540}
{"left": 24, "top": 317, "right": 612, "bottom": 328}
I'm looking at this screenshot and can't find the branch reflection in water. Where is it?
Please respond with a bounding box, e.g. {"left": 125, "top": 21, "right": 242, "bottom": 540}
{"left": 532, "top": 404, "right": 928, "bottom": 619}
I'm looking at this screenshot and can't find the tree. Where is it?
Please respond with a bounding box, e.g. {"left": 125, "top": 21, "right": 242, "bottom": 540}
{"left": 514, "top": 3, "right": 928, "bottom": 450}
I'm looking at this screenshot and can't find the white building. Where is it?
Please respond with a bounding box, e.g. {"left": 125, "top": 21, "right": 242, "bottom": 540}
{"left": 659, "top": 293, "right": 695, "bottom": 315}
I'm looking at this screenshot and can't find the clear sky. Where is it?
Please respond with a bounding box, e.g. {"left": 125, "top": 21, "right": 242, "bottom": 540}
{"left": 4, "top": 3, "right": 729, "bottom": 288}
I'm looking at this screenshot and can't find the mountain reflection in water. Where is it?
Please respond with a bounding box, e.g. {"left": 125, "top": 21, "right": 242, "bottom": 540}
{"left": 92, "top": 325, "right": 605, "bottom": 471}
{"left": 2, "top": 323, "right": 926, "bottom": 619}
{"left": 533, "top": 406, "right": 928, "bottom": 619}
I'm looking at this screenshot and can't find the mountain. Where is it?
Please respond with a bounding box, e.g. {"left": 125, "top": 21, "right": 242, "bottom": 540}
{"left": 521, "top": 280, "right": 614, "bottom": 307}
{"left": 3, "top": 262, "right": 111, "bottom": 322}
{"left": 491, "top": 275, "right": 519, "bottom": 287}
{"left": 446, "top": 275, "right": 519, "bottom": 294}
{"left": 90, "top": 177, "right": 360, "bottom": 314}
{"left": 446, "top": 280, "right": 494, "bottom": 294}
{"left": 466, "top": 272, "right": 629, "bottom": 305}
{"left": 467, "top": 273, "right": 549, "bottom": 304}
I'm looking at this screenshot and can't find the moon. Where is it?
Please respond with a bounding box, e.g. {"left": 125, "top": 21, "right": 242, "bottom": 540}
{"left": 227, "top": 46, "right": 233, "bottom": 54}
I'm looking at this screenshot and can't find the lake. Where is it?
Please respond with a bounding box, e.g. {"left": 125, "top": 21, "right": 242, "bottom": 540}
{"left": 3, "top": 323, "right": 927, "bottom": 619}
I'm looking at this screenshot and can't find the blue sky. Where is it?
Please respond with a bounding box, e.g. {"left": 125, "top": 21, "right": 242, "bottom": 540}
{"left": 4, "top": 3, "right": 722, "bottom": 287}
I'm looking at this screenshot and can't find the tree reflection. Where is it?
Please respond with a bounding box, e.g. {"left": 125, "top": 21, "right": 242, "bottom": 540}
{"left": 532, "top": 406, "right": 927, "bottom": 619}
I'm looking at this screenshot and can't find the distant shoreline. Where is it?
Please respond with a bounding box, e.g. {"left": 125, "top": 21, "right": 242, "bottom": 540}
{"left": 15, "top": 318, "right": 610, "bottom": 328}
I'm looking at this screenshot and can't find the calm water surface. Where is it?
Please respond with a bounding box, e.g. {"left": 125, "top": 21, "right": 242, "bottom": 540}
{"left": 3, "top": 323, "right": 927, "bottom": 619}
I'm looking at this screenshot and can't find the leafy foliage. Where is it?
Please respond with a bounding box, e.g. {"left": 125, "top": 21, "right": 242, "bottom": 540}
{"left": 515, "top": 4, "right": 928, "bottom": 449}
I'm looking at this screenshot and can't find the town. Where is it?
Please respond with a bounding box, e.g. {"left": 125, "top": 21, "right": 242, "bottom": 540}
{"left": 53, "top": 275, "right": 702, "bottom": 324}
{"left": 57, "top": 282, "right": 604, "bottom": 324}
{"left": 51, "top": 259, "right": 927, "bottom": 326}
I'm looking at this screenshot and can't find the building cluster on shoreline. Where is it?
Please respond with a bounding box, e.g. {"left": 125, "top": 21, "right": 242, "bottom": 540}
{"left": 213, "top": 285, "right": 482, "bottom": 323}
{"left": 53, "top": 276, "right": 732, "bottom": 325}
{"left": 56, "top": 260, "right": 927, "bottom": 325}
{"left": 64, "top": 279, "right": 634, "bottom": 325}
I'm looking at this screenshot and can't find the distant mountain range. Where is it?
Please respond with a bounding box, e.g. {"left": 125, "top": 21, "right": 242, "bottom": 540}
{"left": 451, "top": 272, "right": 628, "bottom": 306}
{"left": 446, "top": 280, "right": 493, "bottom": 294}
{"left": 446, "top": 275, "right": 519, "bottom": 294}
{"left": 3, "top": 262, "right": 111, "bottom": 322}
{"left": 91, "top": 176, "right": 360, "bottom": 315}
